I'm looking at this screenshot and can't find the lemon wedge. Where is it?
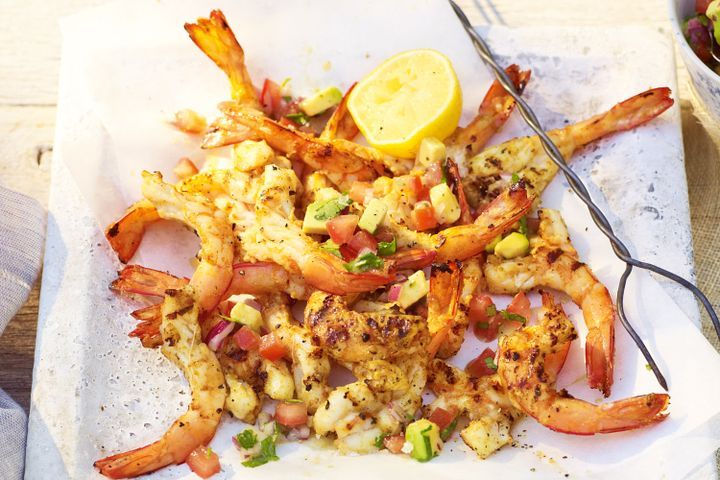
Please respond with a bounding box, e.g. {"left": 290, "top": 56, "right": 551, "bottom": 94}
{"left": 347, "top": 49, "right": 462, "bottom": 158}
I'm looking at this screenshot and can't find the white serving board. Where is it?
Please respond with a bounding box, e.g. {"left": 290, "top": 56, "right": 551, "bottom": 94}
{"left": 26, "top": 1, "right": 720, "bottom": 479}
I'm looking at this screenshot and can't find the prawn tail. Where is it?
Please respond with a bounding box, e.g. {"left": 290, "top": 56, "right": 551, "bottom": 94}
{"left": 105, "top": 200, "right": 160, "bottom": 264}
{"left": 595, "top": 393, "right": 670, "bottom": 434}
{"left": 185, "top": 10, "right": 259, "bottom": 107}
{"left": 110, "top": 265, "right": 189, "bottom": 298}
{"left": 94, "top": 439, "right": 173, "bottom": 479}
{"left": 129, "top": 304, "right": 163, "bottom": 348}
{"left": 570, "top": 87, "right": 674, "bottom": 146}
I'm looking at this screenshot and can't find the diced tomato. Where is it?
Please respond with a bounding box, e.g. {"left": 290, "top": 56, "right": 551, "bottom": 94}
{"left": 473, "top": 317, "right": 501, "bottom": 342}
{"left": 427, "top": 407, "right": 457, "bottom": 431}
{"left": 469, "top": 295, "right": 495, "bottom": 324}
{"left": 260, "top": 79, "right": 283, "bottom": 117}
{"left": 408, "top": 175, "right": 430, "bottom": 201}
{"left": 422, "top": 162, "right": 443, "bottom": 190}
{"left": 465, "top": 348, "right": 497, "bottom": 378}
{"left": 696, "top": 0, "right": 713, "bottom": 14}
{"left": 349, "top": 181, "right": 373, "bottom": 204}
{"left": 327, "top": 214, "right": 359, "bottom": 245}
{"left": 233, "top": 326, "right": 260, "bottom": 351}
{"left": 507, "top": 292, "right": 531, "bottom": 321}
{"left": 411, "top": 202, "right": 438, "bottom": 231}
{"left": 347, "top": 230, "right": 378, "bottom": 254}
{"left": 259, "top": 333, "right": 287, "bottom": 361}
{"left": 275, "top": 401, "right": 308, "bottom": 427}
{"left": 383, "top": 434, "right": 405, "bottom": 454}
{"left": 186, "top": 446, "right": 220, "bottom": 478}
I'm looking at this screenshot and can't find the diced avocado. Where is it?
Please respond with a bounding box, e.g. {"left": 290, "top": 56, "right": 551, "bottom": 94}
{"left": 494, "top": 232, "right": 530, "bottom": 259}
{"left": 429, "top": 183, "right": 461, "bottom": 225}
{"left": 397, "top": 271, "right": 430, "bottom": 309}
{"left": 485, "top": 234, "right": 502, "bottom": 253}
{"left": 303, "top": 201, "right": 330, "bottom": 234}
{"left": 228, "top": 294, "right": 264, "bottom": 332}
{"left": 405, "top": 419, "right": 442, "bottom": 462}
{"left": 358, "top": 198, "right": 388, "bottom": 233}
{"left": 707, "top": 1, "right": 720, "bottom": 43}
{"left": 300, "top": 86, "right": 343, "bottom": 116}
{"left": 415, "top": 137, "right": 446, "bottom": 168}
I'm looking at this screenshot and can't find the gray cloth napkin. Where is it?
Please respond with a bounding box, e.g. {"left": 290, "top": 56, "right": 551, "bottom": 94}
{"left": 0, "top": 186, "right": 45, "bottom": 480}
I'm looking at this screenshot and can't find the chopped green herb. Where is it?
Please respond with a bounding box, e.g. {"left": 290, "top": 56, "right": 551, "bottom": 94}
{"left": 484, "top": 356, "right": 498, "bottom": 371}
{"left": 374, "top": 433, "right": 388, "bottom": 449}
{"left": 282, "top": 95, "right": 292, "bottom": 102}
{"left": 476, "top": 321, "right": 490, "bottom": 329}
{"left": 500, "top": 310, "right": 526, "bottom": 324}
{"left": 440, "top": 160, "right": 449, "bottom": 184}
{"left": 343, "top": 252, "right": 384, "bottom": 273}
{"left": 313, "top": 194, "right": 352, "bottom": 221}
{"left": 242, "top": 425, "right": 280, "bottom": 468}
{"left": 321, "top": 240, "right": 342, "bottom": 258}
{"left": 486, "top": 304, "right": 497, "bottom": 317}
{"left": 205, "top": 446, "right": 214, "bottom": 458}
{"left": 286, "top": 112, "right": 310, "bottom": 126}
{"left": 511, "top": 172, "right": 520, "bottom": 184}
{"left": 440, "top": 417, "right": 458, "bottom": 441}
{"left": 280, "top": 77, "right": 292, "bottom": 88}
{"left": 645, "top": 363, "right": 653, "bottom": 371}
{"left": 518, "top": 216, "right": 528, "bottom": 235}
{"left": 377, "top": 238, "right": 397, "bottom": 256}
{"left": 236, "top": 429, "right": 258, "bottom": 449}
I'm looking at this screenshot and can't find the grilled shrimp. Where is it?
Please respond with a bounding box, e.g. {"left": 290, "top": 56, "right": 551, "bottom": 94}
{"left": 426, "top": 360, "right": 521, "bottom": 459}
{"left": 94, "top": 287, "right": 226, "bottom": 478}
{"left": 105, "top": 200, "right": 160, "bottom": 263}
{"left": 497, "top": 292, "right": 669, "bottom": 435}
{"left": 446, "top": 64, "right": 531, "bottom": 163}
{"left": 464, "top": 87, "right": 674, "bottom": 208}
{"left": 305, "top": 292, "right": 428, "bottom": 363}
{"left": 142, "top": 172, "right": 235, "bottom": 314}
{"left": 484, "top": 208, "right": 615, "bottom": 395}
{"left": 216, "top": 103, "right": 411, "bottom": 185}
{"left": 309, "top": 292, "right": 430, "bottom": 453}
{"left": 427, "top": 258, "right": 483, "bottom": 358}
{"left": 240, "top": 164, "right": 394, "bottom": 295}
{"left": 185, "top": 10, "right": 260, "bottom": 108}
{"left": 262, "top": 294, "right": 331, "bottom": 413}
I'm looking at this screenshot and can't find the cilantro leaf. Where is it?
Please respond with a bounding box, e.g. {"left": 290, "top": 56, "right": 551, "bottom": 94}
{"left": 518, "top": 216, "right": 528, "bottom": 235}
{"left": 374, "top": 433, "right": 388, "bottom": 449}
{"left": 377, "top": 238, "right": 397, "bottom": 256}
{"left": 286, "top": 112, "right": 310, "bottom": 126}
{"left": 499, "top": 310, "right": 526, "bottom": 324}
{"left": 236, "top": 429, "right": 258, "bottom": 449}
{"left": 313, "top": 195, "right": 352, "bottom": 221}
{"left": 511, "top": 172, "right": 521, "bottom": 184}
{"left": 484, "top": 356, "right": 498, "bottom": 371}
{"left": 343, "top": 252, "right": 384, "bottom": 273}
{"left": 476, "top": 321, "right": 490, "bottom": 329}
{"left": 242, "top": 426, "right": 280, "bottom": 468}
{"left": 486, "top": 304, "right": 497, "bottom": 317}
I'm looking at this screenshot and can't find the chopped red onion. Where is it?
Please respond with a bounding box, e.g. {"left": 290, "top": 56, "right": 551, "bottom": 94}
{"left": 285, "top": 425, "right": 311, "bottom": 441}
{"left": 244, "top": 297, "right": 263, "bottom": 313}
{"left": 388, "top": 284, "right": 402, "bottom": 302}
{"left": 206, "top": 320, "right": 234, "bottom": 351}
{"left": 357, "top": 247, "right": 375, "bottom": 257}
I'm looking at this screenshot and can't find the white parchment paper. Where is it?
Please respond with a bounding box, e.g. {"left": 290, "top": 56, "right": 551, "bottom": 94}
{"left": 26, "top": 0, "right": 720, "bottom": 478}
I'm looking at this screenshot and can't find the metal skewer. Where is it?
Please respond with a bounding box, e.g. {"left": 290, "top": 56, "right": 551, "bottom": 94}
{"left": 449, "top": 0, "right": 720, "bottom": 391}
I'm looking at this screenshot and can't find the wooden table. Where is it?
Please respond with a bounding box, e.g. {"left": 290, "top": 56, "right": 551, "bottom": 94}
{"left": 2, "top": 0, "right": 719, "bottom": 416}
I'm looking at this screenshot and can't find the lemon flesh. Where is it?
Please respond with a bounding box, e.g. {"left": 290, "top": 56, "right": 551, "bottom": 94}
{"left": 348, "top": 49, "right": 462, "bottom": 158}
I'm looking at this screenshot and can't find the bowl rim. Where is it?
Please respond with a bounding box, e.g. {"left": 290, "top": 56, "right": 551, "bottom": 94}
{"left": 666, "top": 0, "right": 720, "bottom": 82}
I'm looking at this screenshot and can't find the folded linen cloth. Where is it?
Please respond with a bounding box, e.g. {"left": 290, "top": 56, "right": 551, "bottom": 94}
{"left": 0, "top": 186, "right": 45, "bottom": 480}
